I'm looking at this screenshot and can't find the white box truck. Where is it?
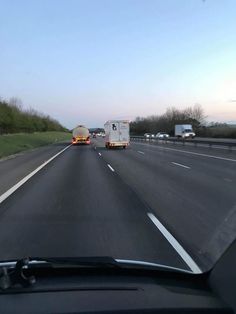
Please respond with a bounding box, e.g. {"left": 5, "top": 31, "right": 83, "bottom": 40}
{"left": 104, "top": 120, "right": 130, "bottom": 149}
{"left": 175, "top": 124, "right": 196, "bottom": 139}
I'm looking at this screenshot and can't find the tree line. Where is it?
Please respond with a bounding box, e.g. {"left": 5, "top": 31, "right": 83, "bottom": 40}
{"left": 130, "top": 104, "right": 205, "bottom": 135}
{"left": 130, "top": 104, "right": 236, "bottom": 138}
{"left": 0, "top": 98, "right": 67, "bottom": 134}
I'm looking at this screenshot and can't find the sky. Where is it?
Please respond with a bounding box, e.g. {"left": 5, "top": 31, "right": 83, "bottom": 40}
{"left": 0, "top": 0, "right": 236, "bottom": 128}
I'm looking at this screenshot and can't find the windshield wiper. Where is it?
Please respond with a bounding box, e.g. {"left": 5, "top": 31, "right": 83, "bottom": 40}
{"left": 35, "top": 256, "right": 121, "bottom": 268}
{"left": 0, "top": 258, "right": 36, "bottom": 290}
{"left": 0, "top": 256, "right": 121, "bottom": 269}
{"left": 0, "top": 256, "right": 193, "bottom": 273}
{"left": 0, "top": 256, "right": 193, "bottom": 290}
{"left": 0, "top": 256, "right": 121, "bottom": 290}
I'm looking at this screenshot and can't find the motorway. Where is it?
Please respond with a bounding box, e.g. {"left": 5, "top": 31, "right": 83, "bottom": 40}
{"left": 0, "top": 138, "right": 235, "bottom": 272}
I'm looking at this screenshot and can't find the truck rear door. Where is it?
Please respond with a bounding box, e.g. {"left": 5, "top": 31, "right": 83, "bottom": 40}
{"left": 119, "top": 121, "right": 129, "bottom": 142}
{"left": 110, "top": 122, "right": 120, "bottom": 142}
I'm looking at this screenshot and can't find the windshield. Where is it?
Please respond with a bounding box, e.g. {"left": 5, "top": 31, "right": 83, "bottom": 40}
{"left": 0, "top": 0, "right": 235, "bottom": 275}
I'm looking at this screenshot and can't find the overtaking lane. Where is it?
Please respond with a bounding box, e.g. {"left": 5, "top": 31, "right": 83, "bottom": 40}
{"left": 131, "top": 141, "right": 236, "bottom": 179}
{"left": 0, "top": 143, "right": 188, "bottom": 270}
{"left": 93, "top": 138, "right": 236, "bottom": 269}
{"left": 132, "top": 138, "right": 236, "bottom": 159}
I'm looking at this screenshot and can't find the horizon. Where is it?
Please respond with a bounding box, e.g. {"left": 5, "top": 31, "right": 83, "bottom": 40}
{"left": 2, "top": 96, "right": 236, "bottom": 130}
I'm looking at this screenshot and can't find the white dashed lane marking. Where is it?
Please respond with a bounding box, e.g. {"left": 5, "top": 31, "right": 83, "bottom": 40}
{"left": 171, "top": 162, "right": 191, "bottom": 169}
{"left": 107, "top": 164, "right": 115, "bottom": 172}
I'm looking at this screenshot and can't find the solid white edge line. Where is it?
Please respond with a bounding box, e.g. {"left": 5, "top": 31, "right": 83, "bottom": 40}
{"left": 132, "top": 141, "right": 236, "bottom": 162}
{"left": 147, "top": 212, "right": 202, "bottom": 274}
{"left": 107, "top": 164, "right": 115, "bottom": 172}
{"left": 171, "top": 162, "right": 190, "bottom": 169}
{"left": 137, "top": 151, "right": 145, "bottom": 155}
{"left": 0, "top": 144, "right": 72, "bottom": 204}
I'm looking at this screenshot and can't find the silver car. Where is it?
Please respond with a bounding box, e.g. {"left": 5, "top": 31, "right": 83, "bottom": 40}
{"left": 144, "top": 133, "right": 155, "bottom": 138}
{"left": 156, "top": 132, "right": 170, "bottom": 139}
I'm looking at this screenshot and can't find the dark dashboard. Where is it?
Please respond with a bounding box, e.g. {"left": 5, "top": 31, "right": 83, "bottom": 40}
{"left": 0, "top": 240, "right": 235, "bottom": 314}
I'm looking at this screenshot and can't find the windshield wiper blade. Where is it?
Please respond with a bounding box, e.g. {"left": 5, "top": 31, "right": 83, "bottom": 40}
{"left": 0, "top": 256, "right": 193, "bottom": 290}
{"left": 0, "top": 256, "right": 121, "bottom": 271}
{"left": 31, "top": 256, "right": 121, "bottom": 268}
{"left": 33, "top": 257, "right": 193, "bottom": 273}
{"left": 0, "top": 256, "right": 194, "bottom": 273}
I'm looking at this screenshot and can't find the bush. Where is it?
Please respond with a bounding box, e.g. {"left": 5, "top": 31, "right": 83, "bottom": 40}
{"left": 197, "top": 125, "right": 236, "bottom": 138}
{"left": 0, "top": 99, "right": 67, "bottom": 134}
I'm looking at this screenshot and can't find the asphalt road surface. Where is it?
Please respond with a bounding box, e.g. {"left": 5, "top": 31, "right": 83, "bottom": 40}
{"left": 0, "top": 138, "right": 235, "bottom": 272}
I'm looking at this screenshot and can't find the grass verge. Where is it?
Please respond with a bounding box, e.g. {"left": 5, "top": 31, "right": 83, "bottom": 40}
{"left": 0, "top": 131, "right": 71, "bottom": 159}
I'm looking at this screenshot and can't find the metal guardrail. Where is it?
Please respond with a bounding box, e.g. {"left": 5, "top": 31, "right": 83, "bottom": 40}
{"left": 130, "top": 136, "right": 236, "bottom": 151}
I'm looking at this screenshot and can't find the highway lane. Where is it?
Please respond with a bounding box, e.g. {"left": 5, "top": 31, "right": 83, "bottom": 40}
{"left": 93, "top": 138, "right": 236, "bottom": 270}
{"left": 0, "top": 143, "right": 189, "bottom": 271}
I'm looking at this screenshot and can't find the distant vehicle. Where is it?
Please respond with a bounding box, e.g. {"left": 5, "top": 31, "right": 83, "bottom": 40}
{"left": 156, "top": 132, "right": 170, "bottom": 139}
{"left": 175, "top": 124, "right": 195, "bottom": 139}
{"left": 92, "top": 133, "right": 97, "bottom": 138}
{"left": 104, "top": 120, "right": 130, "bottom": 149}
{"left": 144, "top": 133, "right": 155, "bottom": 138}
{"left": 72, "top": 125, "right": 90, "bottom": 144}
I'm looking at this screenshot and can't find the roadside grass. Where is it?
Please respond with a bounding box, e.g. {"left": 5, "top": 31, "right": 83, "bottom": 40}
{"left": 0, "top": 131, "right": 71, "bottom": 158}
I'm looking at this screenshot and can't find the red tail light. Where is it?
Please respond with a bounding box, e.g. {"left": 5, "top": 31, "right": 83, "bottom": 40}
{"left": 86, "top": 136, "right": 90, "bottom": 144}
